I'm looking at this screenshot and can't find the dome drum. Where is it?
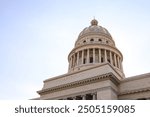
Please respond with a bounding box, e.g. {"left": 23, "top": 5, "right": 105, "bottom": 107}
{"left": 77, "top": 32, "right": 113, "bottom": 45}
{"left": 68, "top": 44, "right": 123, "bottom": 59}
{"left": 68, "top": 47, "right": 123, "bottom": 74}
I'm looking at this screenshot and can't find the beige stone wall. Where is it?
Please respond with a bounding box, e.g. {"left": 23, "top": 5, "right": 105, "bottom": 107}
{"left": 97, "top": 88, "right": 117, "bottom": 100}
{"left": 40, "top": 80, "right": 110, "bottom": 99}
{"left": 40, "top": 77, "right": 119, "bottom": 100}
{"left": 42, "top": 63, "right": 122, "bottom": 90}
{"left": 119, "top": 73, "right": 150, "bottom": 99}
{"left": 120, "top": 73, "right": 150, "bottom": 93}
{"left": 38, "top": 63, "right": 150, "bottom": 100}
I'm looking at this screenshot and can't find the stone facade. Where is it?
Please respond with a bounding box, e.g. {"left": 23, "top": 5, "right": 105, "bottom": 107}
{"left": 36, "top": 19, "right": 150, "bottom": 100}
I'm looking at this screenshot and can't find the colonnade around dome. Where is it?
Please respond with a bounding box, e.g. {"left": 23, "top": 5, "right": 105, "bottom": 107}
{"left": 68, "top": 48, "right": 123, "bottom": 73}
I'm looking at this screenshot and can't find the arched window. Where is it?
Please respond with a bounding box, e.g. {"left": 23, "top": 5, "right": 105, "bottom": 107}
{"left": 83, "top": 40, "right": 86, "bottom": 43}
{"left": 90, "top": 39, "right": 94, "bottom": 42}
{"left": 106, "top": 41, "right": 109, "bottom": 44}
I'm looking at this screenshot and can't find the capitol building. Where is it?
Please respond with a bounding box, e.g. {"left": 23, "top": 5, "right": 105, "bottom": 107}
{"left": 36, "top": 19, "right": 150, "bottom": 100}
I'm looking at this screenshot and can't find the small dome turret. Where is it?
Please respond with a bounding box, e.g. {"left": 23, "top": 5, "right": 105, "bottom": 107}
{"left": 91, "top": 19, "right": 98, "bottom": 26}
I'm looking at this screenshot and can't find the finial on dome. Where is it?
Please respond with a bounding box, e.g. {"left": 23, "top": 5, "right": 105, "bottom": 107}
{"left": 91, "top": 19, "right": 98, "bottom": 26}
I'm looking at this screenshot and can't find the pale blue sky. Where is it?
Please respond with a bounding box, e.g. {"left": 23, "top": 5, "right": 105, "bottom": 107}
{"left": 0, "top": 0, "right": 150, "bottom": 99}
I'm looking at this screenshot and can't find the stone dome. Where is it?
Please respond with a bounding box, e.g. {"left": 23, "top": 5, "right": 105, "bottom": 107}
{"left": 78, "top": 19, "right": 112, "bottom": 39}
{"left": 68, "top": 19, "right": 124, "bottom": 77}
{"left": 75, "top": 19, "right": 115, "bottom": 47}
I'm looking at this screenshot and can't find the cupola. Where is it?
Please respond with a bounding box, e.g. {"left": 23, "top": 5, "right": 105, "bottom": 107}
{"left": 68, "top": 19, "right": 124, "bottom": 77}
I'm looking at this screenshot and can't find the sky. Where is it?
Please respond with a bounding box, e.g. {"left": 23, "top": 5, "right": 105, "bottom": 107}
{"left": 0, "top": 0, "right": 150, "bottom": 99}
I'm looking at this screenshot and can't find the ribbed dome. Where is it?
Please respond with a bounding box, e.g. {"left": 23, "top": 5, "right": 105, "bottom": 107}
{"left": 75, "top": 19, "right": 115, "bottom": 47}
{"left": 78, "top": 19, "right": 111, "bottom": 39}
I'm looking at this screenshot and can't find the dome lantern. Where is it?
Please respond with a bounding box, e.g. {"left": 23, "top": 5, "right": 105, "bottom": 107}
{"left": 91, "top": 19, "right": 98, "bottom": 26}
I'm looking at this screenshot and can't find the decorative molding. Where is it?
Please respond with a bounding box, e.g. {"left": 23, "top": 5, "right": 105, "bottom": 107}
{"left": 119, "top": 87, "right": 150, "bottom": 96}
{"left": 37, "top": 72, "right": 120, "bottom": 95}
{"left": 48, "top": 86, "right": 117, "bottom": 100}
{"left": 122, "top": 72, "right": 150, "bottom": 82}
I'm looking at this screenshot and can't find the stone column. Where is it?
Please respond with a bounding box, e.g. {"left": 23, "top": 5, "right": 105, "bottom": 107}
{"left": 69, "top": 57, "right": 72, "bottom": 69}
{"left": 120, "top": 60, "right": 123, "bottom": 71}
{"left": 68, "top": 58, "right": 70, "bottom": 70}
{"left": 117, "top": 56, "right": 120, "bottom": 68}
{"left": 114, "top": 54, "right": 117, "bottom": 67}
{"left": 119, "top": 57, "right": 121, "bottom": 69}
{"left": 110, "top": 51, "right": 113, "bottom": 64}
{"left": 93, "top": 48, "right": 95, "bottom": 63}
{"left": 87, "top": 49, "right": 89, "bottom": 63}
{"left": 92, "top": 93, "right": 97, "bottom": 100}
{"left": 99, "top": 49, "right": 101, "bottom": 63}
{"left": 104, "top": 49, "right": 107, "bottom": 62}
{"left": 82, "top": 95, "right": 86, "bottom": 100}
{"left": 82, "top": 50, "right": 84, "bottom": 64}
{"left": 72, "top": 54, "right": 75, "bottom": 67}
{"left": 77, "top": 52, "right": 79, "bottom": 66}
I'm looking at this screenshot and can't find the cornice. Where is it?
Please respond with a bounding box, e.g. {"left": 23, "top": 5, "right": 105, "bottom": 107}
{"left": 119, "top": 87, "right": 150, "bottom": 96}
{"left": 122, "top": 72, "right": 150, "bottom": 82}
{"left": 37, "top": 72, "right": 120, "bottom": 95}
